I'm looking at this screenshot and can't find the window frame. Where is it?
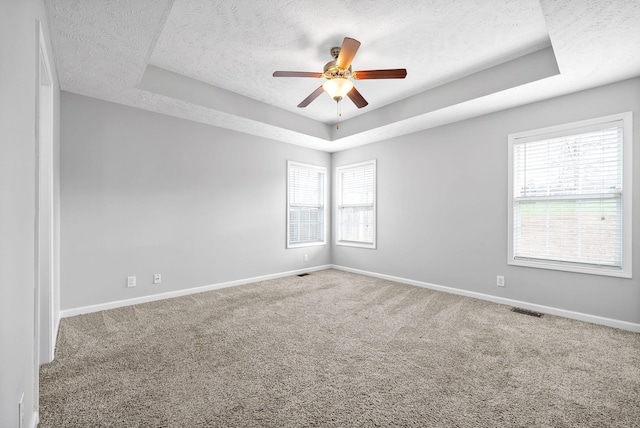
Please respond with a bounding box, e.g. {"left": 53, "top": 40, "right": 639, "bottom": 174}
{"left": 335, "top": 159, "right": 377, "bottom": 249}
{"left": 507, "top": 112, "right": 633, "bottom": 278}
{"left": 286, "top": 160, "right": 327, "bottom": 249}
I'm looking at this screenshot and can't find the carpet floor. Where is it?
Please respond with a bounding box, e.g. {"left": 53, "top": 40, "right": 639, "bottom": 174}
{"left": 40, "top": 269, "right": 640, "bottom": 427}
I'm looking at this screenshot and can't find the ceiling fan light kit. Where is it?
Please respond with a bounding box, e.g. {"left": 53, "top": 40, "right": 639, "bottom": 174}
{"left": 273, "top": 37, "right": 407, "bottom": 124}
{"left": 322, "top": 78, "right": 353, "bottom": 102}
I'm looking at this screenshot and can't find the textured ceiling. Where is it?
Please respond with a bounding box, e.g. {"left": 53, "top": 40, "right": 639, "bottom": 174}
{"left": 149, "top": 0, "right": 549, "bottom": 123}
{"left": 46, "top": 0, "right": 640, "bottom": 152}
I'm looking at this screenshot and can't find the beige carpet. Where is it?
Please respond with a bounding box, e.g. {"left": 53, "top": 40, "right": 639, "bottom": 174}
{"left": 40, "top": 269, "right": 639, "bottom": 427}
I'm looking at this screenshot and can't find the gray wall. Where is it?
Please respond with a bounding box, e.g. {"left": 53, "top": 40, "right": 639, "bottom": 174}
{"left": 332, "top": 78, "right": 640, "bottom": 325}
{"left": 0, "top": 0, "right": 61, "bottom": 425}
{"left": 61, "top": 93, "right": 331, "bottom": 310}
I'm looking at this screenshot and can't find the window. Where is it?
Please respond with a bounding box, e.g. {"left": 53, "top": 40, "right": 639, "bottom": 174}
{"left": 336, "top": 160, "right": 376, "bottom": 248}
{"left": 287, "top": 161, "right": 326, "bottom": 248}
{"left": 508, "top": 112, "right": 632, "bottom": 278}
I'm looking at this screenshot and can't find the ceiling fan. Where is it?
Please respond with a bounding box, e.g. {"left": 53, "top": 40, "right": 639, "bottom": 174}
{"left": 273, "top": 37, "right": 407, "bottom": 109}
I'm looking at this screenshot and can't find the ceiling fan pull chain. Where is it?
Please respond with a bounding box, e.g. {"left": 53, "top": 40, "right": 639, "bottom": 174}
{"left": 336, "top": 101, "right": 341, "bottom": 129}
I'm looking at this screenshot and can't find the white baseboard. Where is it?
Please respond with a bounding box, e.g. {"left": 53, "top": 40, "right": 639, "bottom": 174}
{"left": 29, "top": 411, "right": 39, "bottom": 428}
{"left": 59, "top": 265, "right": 332, "bottom": 319}
{"left": 52, "top": 311, "right": 61, "bottom": 357}
{"left": 59, "top": 263, "right": 639, "bottom": 333}
{"left": 332, "top": 265, "right": 640, "bottom": 333}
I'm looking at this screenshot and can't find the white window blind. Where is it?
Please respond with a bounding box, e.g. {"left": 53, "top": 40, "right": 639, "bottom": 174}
{"left": 287, "top": 161, "right": 326, "bottom": 248}
{"left": 336, "top": 160, "right": 376, "bottom": 248}
{"left": 508, "top": 112, "right": 632, "bottom": 277}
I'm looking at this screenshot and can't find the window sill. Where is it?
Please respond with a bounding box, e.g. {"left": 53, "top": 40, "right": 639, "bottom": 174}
{"left": 287, "top": 241, "right": 326, "bottom": 249}
{"left": 336, "top": 241, "right": 376, "bottom": 249}
{"left": 508, "top": 258, "right": 632, "bottom": 278}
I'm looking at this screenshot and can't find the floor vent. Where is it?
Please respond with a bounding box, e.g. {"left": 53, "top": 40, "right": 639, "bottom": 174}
{"left": 297, "top": 273, "right": 310, "bottom": 277}
{"left": 511, "top": 307, "right": 543, "bottom": 317}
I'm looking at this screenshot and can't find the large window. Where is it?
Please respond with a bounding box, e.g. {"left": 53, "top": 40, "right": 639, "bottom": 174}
{"left": 287, "top": 161, "right": 326, "bottom": 248}
{"left": 508, "top": 112, "right": 632, "bottom": 278}
{"left": 336, "top": 160, "right": 376, "bottom": 248}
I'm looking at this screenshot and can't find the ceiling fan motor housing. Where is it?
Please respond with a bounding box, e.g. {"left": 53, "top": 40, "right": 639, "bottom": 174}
{"left": 323, "top": 47, "right": 352, "bottom": 79}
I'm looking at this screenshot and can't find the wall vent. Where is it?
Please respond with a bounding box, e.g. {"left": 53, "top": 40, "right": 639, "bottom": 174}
{"left": 511, "top": 307, "right": 543, "bottom": 317}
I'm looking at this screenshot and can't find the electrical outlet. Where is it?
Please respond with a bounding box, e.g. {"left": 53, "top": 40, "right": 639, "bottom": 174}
{"left": 18, "top": 393, "right": 24, "bottom": 428}
{"left": 153, "top": 273, "right": 161, "bottom": 284}
{"left": 497, "top": 275, "right": 505, "bottom": 287}
{"left": 303, "top": 254, "right": 309, "bottom": 262}
{"left": 127, "top": 276, "right": 136, "bottom": 288}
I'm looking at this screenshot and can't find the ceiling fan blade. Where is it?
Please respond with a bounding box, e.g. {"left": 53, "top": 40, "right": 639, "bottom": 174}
{"left": 336, "top": 37, "right": 361, "bottom": 69}
{"left": 273, "top": 71, "right": 323, "bottom": 78}
{"left": 347, "top": 86, "right": 368, "bottom": 109}
{"left": 297, "top": 86, "right": 325, "bottom": 108}
{"left": 352, "top": 69, "right": 407, "bottom": 79}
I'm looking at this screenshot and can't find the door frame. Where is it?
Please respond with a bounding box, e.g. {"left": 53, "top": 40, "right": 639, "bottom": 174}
{"left": 35, "top": 19, "right": 56, "bottom": 372}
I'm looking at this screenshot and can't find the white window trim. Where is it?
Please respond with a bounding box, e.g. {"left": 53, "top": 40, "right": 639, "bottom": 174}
{"left": 507, "top": 112, "right": 633, "bottom": 278}
{"left": 336, "top": 159, "right": 377, "bottom": 249}
{"left": 287, "top": 161, "right": 327, "bottom": 249}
